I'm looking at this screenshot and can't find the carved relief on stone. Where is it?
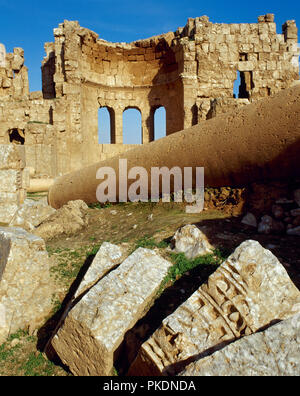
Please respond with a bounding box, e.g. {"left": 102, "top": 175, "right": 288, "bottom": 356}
{"left": 128, "top": 240, "right": 300, "bottom": 376}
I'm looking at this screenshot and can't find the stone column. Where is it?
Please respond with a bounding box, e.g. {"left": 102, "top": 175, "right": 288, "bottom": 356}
{"left": 114, "top": 107, "right": 123, "bottom": 144}
{"left": 141, "top": 106, "right": 151, "bottom": 144}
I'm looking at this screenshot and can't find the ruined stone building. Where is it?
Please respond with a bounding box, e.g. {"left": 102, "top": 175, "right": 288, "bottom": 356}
{"left": 0, "top": 14, "right": 299, "bottom": 179}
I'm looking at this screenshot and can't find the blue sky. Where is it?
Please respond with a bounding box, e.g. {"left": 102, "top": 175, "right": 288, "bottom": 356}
{"left": 1, "top": 0, "right": 299, "bottom": 143}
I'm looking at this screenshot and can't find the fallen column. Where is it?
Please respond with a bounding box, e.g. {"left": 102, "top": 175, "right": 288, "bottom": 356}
{"left": 51, "top": 248, "right": 173, "bottom": 376}
{"left": 48, "top": 85, "right": 300, "bottom": 209}
{"left": 128, "top": 240, "right": 300, "bottom": 376}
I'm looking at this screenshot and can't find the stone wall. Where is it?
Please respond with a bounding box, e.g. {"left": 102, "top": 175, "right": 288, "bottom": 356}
{"left": 0, "top": 145, "right": 28, "bottom": 223}
{"left": 0, "top": 47, "right": 29, "bottom": 99}
{"left": 0, "top": 13, "right": 299, "bottom": 178}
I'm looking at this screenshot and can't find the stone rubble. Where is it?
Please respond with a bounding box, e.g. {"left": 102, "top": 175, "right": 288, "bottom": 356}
{"left": 180, "top": 312, "right": 300, "bottom": 376}
{"left": 9, "top": 198, "right": 56, "bottom": 232}
{"left": 128, "top": 240, "right": 300, "bottom": 376}
{"left": 51, "top": 247, "right": 173, "bottom": 376}
{"left": 34, "top": 200, "right": 89, "bottom": 240}
{"left": 0, "top": 227, "right": 55, "bottom": 344}
{"left": 243, "top": 187, "right": 300, "bottom": 236}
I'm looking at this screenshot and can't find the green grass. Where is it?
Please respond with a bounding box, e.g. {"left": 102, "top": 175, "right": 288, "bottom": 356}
{"left": 0, "top": 330, "right": 64, "bottom": 376}
{"left": 157, "top": 248, "right": 229, "bottom": 296}
{"left": 134, "top": 235, "right": 168, "bottom": 251}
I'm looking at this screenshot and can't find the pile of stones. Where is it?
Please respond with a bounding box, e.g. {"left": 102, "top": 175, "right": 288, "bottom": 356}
{"left": 242, "top": 189, "right": 300, "bottom": 236}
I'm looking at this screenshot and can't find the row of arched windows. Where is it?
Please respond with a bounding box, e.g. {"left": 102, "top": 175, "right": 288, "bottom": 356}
{"left": 98, "top": 106, "right": 166, "bottom": 144}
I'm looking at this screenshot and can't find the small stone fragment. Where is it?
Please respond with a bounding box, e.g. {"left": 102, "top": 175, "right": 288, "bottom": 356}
{"left": 241, "top": 212, "right": 257, "bottom": 227}
{"left": 172, "top": 225, "right": 214, "bottom": 259}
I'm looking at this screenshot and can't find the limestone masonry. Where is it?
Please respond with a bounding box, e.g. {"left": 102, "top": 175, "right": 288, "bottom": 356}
{"left": 0, "top": 14, "right": 299, "bottom": 178}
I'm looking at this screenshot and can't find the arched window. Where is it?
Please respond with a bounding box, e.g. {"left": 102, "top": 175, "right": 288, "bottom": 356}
{"left": 123, "top": 108, "right": 142, "bottom": 144}
{"left": 153, "top": 106, "right": 166, "bottom": 141}
{"left": 98, "top": 107, "right": 115, "bottom": 144}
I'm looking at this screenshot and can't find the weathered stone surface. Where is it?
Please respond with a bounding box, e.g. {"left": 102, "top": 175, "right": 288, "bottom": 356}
{"left": 180, "top": 313, "right": 300, "bottom": 376}
{"left": 34, "top": 200, "right": 88, "bottom": 240}
{"left": 51, "top": 248, "right": 173, "bottom": 376}
{"left": 74, "top": 242, "right": 127, "bottom": 298}
{"left": 172, "top": 225, "right": 214, "bottom": 259}
{"left": 0, "top": 205, "right": 19, "bottom": 225}
{"left": 128, "top": 240, "right": 300, "bottom": 376}
{"left": 0, "top": 145, "right": 25, "bottom": 170}
{"left": 241, "top": 212, "right": 257, "bottom": 227}
{"left": 0, "top": 227, "right": 54, "bottom": 344}
{"left": 9, "top": 199, "right": 56, "bottom": 232}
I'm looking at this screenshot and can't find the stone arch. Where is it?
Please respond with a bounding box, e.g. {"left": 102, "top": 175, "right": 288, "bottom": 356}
{"left": 98, "top": 106, "right": 116, "bottom": 144}
{"left": 123, "top": 107, "right": 142, "bottom": 144}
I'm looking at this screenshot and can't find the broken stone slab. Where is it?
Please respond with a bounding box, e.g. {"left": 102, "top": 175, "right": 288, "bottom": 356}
{"left": 180, "top": 313, "right": 300, "bottom": 376}
{"left": 128, "top": 240, "right": 300, "bottom": 376}
{"left": 74, "top": 242, "right": 128, "bottom": 299}
{"left": 171, "top": 225, "right": 214, "bottom": 259}
{"left": 9, "top": 199, "right": 56, "bottom": 232}
{"left": 51, "top": 248, "right": 173, "bottom": 376}
{"left": 0, "top": 227, "right": 55, "bottom": 344}
{"left": 34, "top": 200, "right": 89, "bottom": 240}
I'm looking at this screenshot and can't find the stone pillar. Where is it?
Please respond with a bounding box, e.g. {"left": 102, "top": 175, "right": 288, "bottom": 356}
{"left": 141, "top": 106, "right": 151, "bottom": 144}
{"left": 0, "top": 145, "right": 27, "bottom": 224}
{"left": 114, "top": 107, "right": 123, "bottom": 144}
{"left": 0, "top": 43, "right": 6, "bottom": 67}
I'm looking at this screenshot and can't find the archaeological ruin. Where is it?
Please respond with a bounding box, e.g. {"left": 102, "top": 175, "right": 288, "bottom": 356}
{"left": 0, "top": 14, "right": 299, "bottom": 180}
{"left": 1, "top": 12, "right": 300, "bottom": 377}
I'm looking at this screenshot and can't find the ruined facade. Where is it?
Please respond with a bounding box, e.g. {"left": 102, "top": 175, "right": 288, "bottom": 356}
{"left": 0, "top": 14, "right": 299, "bottom": 178}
